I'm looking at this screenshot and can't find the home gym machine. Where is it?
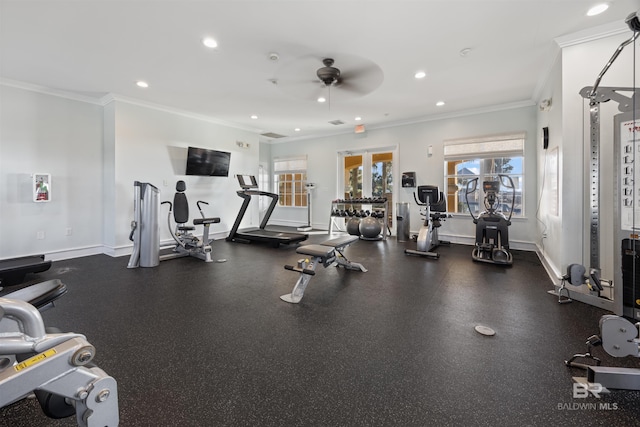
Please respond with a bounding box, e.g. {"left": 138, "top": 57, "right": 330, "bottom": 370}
{"left": 566, "top": 315, "right": 640, "bottom": 391}
{"left": 563, "top": 9, "right": 640, "bottom": 393}
{"left": 0, "top": 280, "right": 119, "bottom": 426}
{"left": 464, "top": 174, "right": 515, "bottom": 265}
{"left": 226, "top": 175, "right": 308, "bottom": 247}
{"left": 161, "top": 180, "right": 221, "bottom": 262}
{"left": 128, "top": 180, "right": 222, "bottom": 268}
{"left": 404, "top": 185, "right": 449, "bottom": 259}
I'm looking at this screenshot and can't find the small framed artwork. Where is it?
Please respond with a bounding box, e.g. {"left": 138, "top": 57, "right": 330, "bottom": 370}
{"left": 33, "top": 173, "right": 51, "bottom": 202}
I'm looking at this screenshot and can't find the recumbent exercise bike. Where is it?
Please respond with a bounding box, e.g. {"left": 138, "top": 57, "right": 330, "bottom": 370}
{"left": 464, "top": 174, "right": 515, "bottom": 265}
{"left": 404, "top": 185, "right": 449, "bottom": 259}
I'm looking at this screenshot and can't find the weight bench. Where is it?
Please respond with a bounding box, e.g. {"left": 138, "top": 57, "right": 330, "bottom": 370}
{"left": 281, "top": 235, "right": 366, "bottom": 304}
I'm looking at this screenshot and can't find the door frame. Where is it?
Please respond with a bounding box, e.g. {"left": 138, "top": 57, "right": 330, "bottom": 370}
{"left": 337, "top": 145, "right": 399, "bottom": 234}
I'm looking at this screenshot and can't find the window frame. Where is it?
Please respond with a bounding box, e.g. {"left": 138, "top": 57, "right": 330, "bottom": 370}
{"left": 443, "top": 133, "right": 525, "bottom": 218}
{"left": 273, "top": 156, "right": 308, "bottom": 208}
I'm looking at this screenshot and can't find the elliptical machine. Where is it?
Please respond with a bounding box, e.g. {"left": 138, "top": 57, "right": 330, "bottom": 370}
{"left": 464, "top": 174, "right": 515, "bottom": 265}
{"left": 404, "top": 185, "right": 449, "bottom": 259}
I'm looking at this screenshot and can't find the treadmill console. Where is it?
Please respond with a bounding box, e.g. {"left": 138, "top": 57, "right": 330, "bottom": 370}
{"left": 237, "top": 175, "right": 259, "bottom": 189}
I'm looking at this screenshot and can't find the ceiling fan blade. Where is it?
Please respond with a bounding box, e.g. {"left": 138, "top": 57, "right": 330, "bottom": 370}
{"left": 334, "top": 80, "right": 370, "bottom": 95}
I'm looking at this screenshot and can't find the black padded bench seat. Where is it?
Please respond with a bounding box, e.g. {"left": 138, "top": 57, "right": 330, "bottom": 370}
{"left": 0, "top": 254, "right": 52, "bottom": 287}
{"left": 321, "top": 235, "right": 359, "bottom": 248}
{"left": 193, "top": 217, "right": 221, "bottom": 225}
{"left": 296, "top": 244, "right": 335, "bottom": 260}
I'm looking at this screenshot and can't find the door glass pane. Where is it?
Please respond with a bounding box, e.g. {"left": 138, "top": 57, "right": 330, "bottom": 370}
{"left": 344, "top": 155, "right": 363, "bottom": 199}
{"left": 372, "top": 152, "right": 393, "bottom": 229}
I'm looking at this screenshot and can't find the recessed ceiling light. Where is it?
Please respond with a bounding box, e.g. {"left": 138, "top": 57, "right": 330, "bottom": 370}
{"left": 317, "top": 97, "right": 326, "bottom": 103}
{"left": 355, "top": 116, "right": 362, "bottom": 121}
{"left": 202, "top": 37, "right": 218, "bottom": 48}
{"left": 136, "top": 81, "right": 149, "bottom": 88}
{"left": 294, "top": 128, "right": 301, "bottom": 132}
{"left": 436, "top": 101, "right": 445, "bottom": 107}
{"left": 459, "top": 48, "right": 472, "bottom": 57}
{"left": 250, "top": 115, "right": 258, "bottom": 119}
{"left": 414, "top": 71, "right": 426, "bottom": 79}
{"left": 587, "top": 3, "right": 609, "bottom": 16}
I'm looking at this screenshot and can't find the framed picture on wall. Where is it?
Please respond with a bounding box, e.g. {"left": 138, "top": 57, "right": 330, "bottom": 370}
{"left": 33, "top": 173, "right": 51, "bottom": 202}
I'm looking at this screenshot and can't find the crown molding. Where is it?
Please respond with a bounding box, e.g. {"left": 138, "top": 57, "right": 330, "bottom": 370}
{"left": 270, "top": 100, "right": 536, "bottom": 144}
{"left": 0, "top": 78, "right": 104, "bottom": 105}
{"left": 555, "top": 21, "right": 629, "bottom": 48}
{"left": 100, "top": 93, "right": 260, "bottom": 133}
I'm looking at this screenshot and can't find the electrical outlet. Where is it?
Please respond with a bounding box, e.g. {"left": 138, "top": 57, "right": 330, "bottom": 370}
{"left": 36, "top": 231, "right": 45, "bottom": 240}
{"left": 66, "top": 227, "right": 73, "bottom": 236}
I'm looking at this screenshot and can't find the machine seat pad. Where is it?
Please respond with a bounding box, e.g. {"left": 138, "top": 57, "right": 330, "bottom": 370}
{"left": 321, "top": 235, "right": 359, "bottom": 248}
{"left": 2, "top": 279, "right": 68, "bottom": 309}
{"left": 193, "top": 217, "right": 221, "bottom": 225}
{"left": 296, "top": 244, "right": 335, "bottom": 260}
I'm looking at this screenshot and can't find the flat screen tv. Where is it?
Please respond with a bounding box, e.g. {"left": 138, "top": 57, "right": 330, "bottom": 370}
{"left": 185, "top": 147, "right": 231, "bottom": 177}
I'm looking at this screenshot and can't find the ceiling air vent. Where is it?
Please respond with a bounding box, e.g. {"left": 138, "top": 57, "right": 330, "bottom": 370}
{"left": 328, "top": 120, "right": 345, "bottom": 126}
{"left": 261, "top": 132, "right": 287, "bottom": 139}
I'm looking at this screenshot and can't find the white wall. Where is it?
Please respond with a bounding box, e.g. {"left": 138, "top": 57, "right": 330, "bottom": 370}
{"left": 0, "top": 85, "right": 104, "bottom": 259}
{"left": 0, "top": 85, "right": 263, "bottom": 260}
{"left": 107, "top": 100, "right": 260, "bottom": 256}
{"left": 536, "top": 53, "right": 564, "bottom": 277}
{"left": 269, "top": 105, "right": 539, "bottom": 248}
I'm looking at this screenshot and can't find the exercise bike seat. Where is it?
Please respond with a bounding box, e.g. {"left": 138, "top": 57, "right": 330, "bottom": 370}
{"left": 2, "top": 279, "right": 67, "bottom": 310}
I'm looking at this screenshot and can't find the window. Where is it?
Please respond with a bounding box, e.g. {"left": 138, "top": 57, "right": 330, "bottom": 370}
{"left": 444, "top": 133, "right": 525, "bottom": 217}
{"left": 274, "top": 156, "right": 307, "bottom": 207}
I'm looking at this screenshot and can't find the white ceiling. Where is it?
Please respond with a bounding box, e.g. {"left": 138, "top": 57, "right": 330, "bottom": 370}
{"left": 2, "top": 0, "right": 640, "bottom": 142}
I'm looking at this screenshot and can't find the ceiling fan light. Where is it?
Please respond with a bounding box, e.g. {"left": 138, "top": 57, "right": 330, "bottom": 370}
{"left": 587, "top": 3, "right": 609, "bottom": 16}
{"left": 202, "top": 37, "right": 218, "bottom": 48}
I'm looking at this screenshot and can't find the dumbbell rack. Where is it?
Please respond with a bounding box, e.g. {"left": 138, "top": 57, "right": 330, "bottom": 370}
{"left": 328, "top": 198, "right": 389, "bottom": 240}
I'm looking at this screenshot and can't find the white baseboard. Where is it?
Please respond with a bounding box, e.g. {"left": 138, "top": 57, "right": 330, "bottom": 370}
{"left": 438, "top": 233, "right": 537, "bottom": 252}
{"left": 108, "top": 230, "right": 231, "bottom": 258}
{"left": 44, "top": 245, "right": 105, "bottom": 261}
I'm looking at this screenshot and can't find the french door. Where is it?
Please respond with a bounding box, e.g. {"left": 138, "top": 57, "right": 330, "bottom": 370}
{"left": 339, "top": 147, "right": 396, "bottom": 231}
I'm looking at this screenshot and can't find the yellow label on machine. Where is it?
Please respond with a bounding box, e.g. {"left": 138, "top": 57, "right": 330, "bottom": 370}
{"left": 14, "top": 349, "right": 57, "bottom": 372}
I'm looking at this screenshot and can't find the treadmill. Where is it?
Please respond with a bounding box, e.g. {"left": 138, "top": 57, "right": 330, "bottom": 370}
{"left": 226, "top": 175, "right": 308, "bottom": 246}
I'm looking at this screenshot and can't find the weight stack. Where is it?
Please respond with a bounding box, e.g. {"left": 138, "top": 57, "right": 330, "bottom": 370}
{"left": 622, "top": 238, "right": 640, "bottom": 320}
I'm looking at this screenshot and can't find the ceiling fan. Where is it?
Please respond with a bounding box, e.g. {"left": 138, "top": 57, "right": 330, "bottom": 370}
{"left": 316, "top": 58, "right": 341, "bottom": 86}
{"left": 276, "top": 54, "right": 384, "bottom": 101}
